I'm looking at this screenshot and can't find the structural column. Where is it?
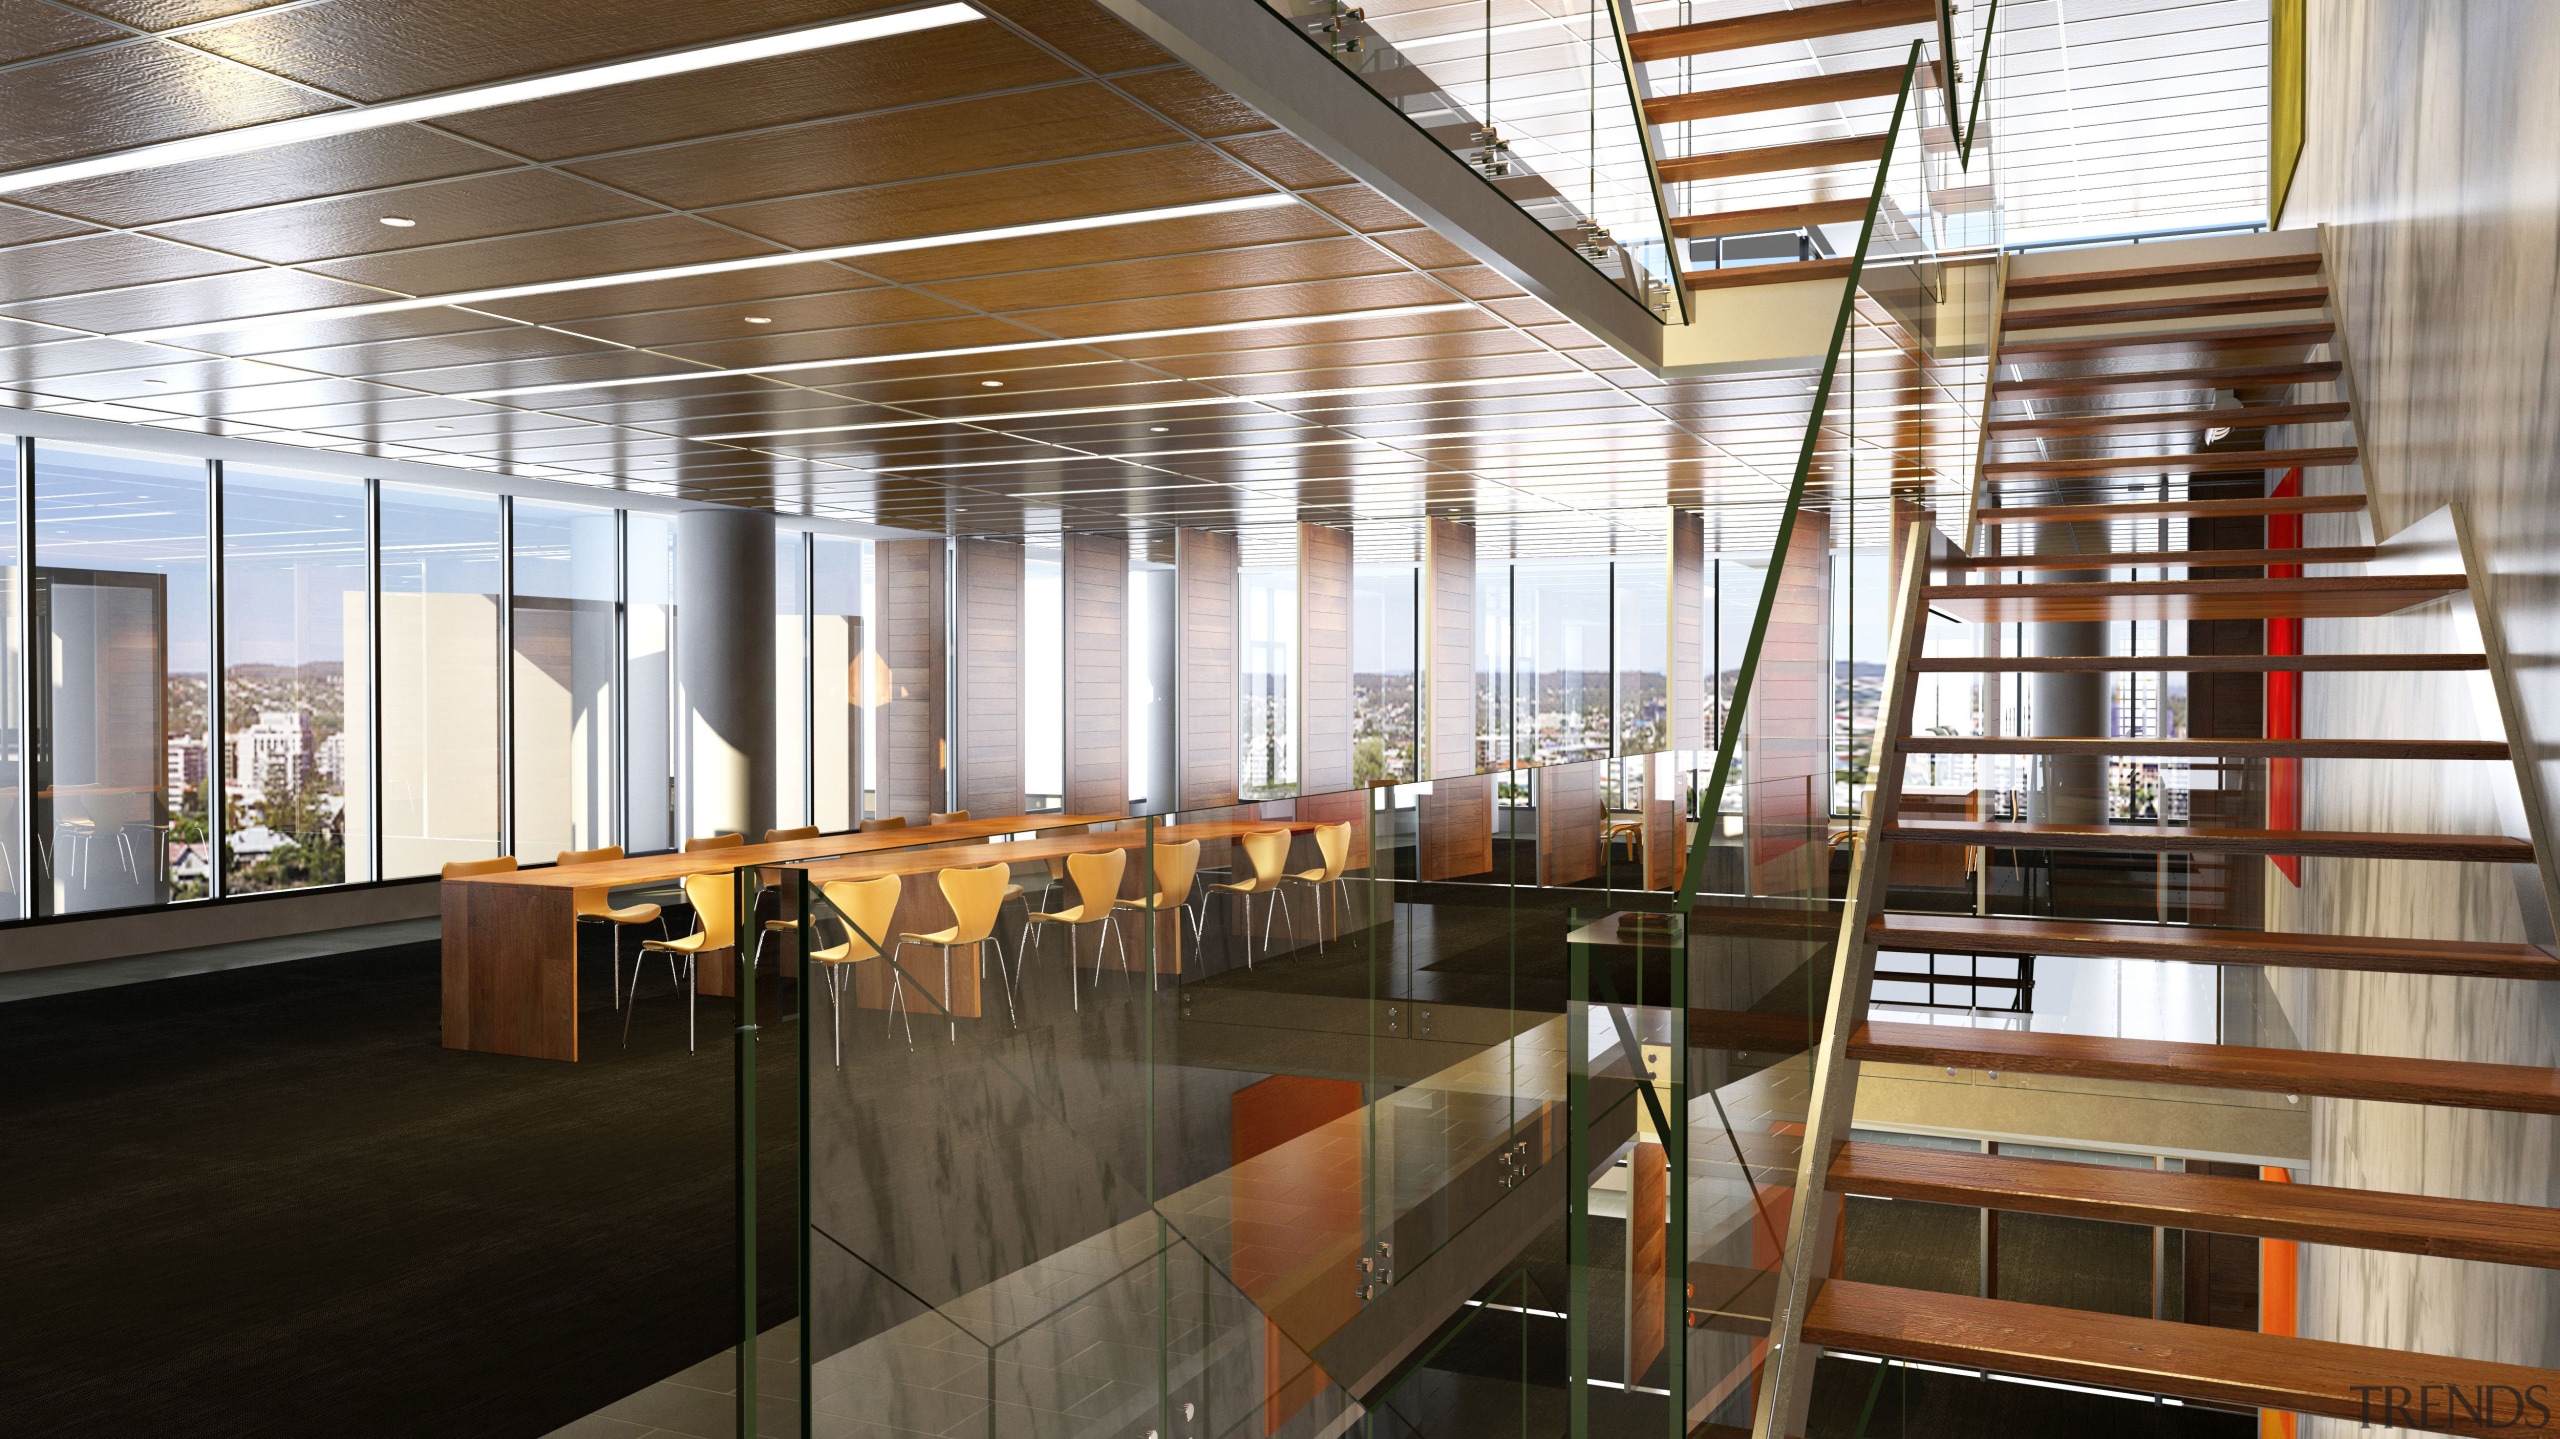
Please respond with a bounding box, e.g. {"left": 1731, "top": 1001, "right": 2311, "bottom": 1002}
{"left": 1175, "top": 528, "right": 1238, "bottom": 810}
{"left": 1063, "top": 533, "right": 1129, "bottom": 818}
{"left": 875, "top": 539, "right": 948, "bottom": 825}
{"left": 2027, "top": 521, "right": 2108, "bottom": 826}
{"left": 677, "top": 506, "right": 776, "bottom": 842}
{"left": 952, "top": 539, "right": 1024, "bottom": 818}
{"left": 1297, "top": 523, "right": 1354, "bottom": 797}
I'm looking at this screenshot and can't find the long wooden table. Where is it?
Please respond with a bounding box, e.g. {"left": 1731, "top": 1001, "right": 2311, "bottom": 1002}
{"left": 782, "top": 820, "right": 1336, "bottom": 1025}
{"left": 441, "top": 814, "right": 1113, "bottom": 1060}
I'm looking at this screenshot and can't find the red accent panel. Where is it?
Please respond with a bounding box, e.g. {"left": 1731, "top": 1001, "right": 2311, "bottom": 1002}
{"left": 2267, "top": 469, "right": 2305, "bottom": 885}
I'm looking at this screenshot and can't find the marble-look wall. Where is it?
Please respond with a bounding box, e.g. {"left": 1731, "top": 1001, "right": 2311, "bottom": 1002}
{"left": 2274, "top": 0, "right": 2560, "bottom": 1414}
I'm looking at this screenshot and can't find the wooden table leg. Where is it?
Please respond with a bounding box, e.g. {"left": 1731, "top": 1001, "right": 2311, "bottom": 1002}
{"left": 443, "top": 882, "right": 582, "bottom": 1061}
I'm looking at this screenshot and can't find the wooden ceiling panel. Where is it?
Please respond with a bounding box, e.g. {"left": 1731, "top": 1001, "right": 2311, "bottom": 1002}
{"left": 550, "top": 287, "right": 962, "bottom": 349}
{"left": 705, "top": 146, "right": 1276, "bottom": 252}
{"left": 302, "top": 214, "right": 783, "bottom": 296}
{"left": 1106, "top": 307, "right": 1505, "bottom": 366}
{"left": 251, "top": 326, "right": 631, "bottom": 380}
{"left": 1109, "top": 67, "right": 1274, "bottom": 139}
{"left": 1217, "top": 132, "right": 1356, "bottom": 190}
{"left": 0, "top": 266, "right": 404, "bottom": 339}
{"left": 1298, "top": 183, "right": 1422, "bottom": 234}
{"left": 352, "top": 348, "right": 763, "bottom": 397}
{"left": 1368, "top": 226, "right": 1478, "bottom": 270}
{"left": 145, "top": 168, "right": 662, "bottom": 267}
{"left": 1013, "top": 273, "right": 1456, "bottom": 339}
{"left": 0, "top": 204, "right": 98, "bottom": 249}
{"left": 0, "top": 335, "right": 259, "bottom": 382}
{"left": 1428, "top": 265, "right": 1533, "bottom": 302}
{"left": 801, "top": 359, "right": 1180, "bottom": 404}
{"left": 438, "top": 26, "right": 1078, "bottom": 160}
{"left": 832, "top": 379, "right": 1226, "bottom": 423}
{"left": 1219, "top": 354, "right": 1578, "bottom": 396}
{"left": 1008, "top": 410, "right": 1320, "bottom": 445}
{"left": 15, "top": 354, "right": 359, "bottom": 404}
{"left": 58, "top": 0, "right": 294, "bottom": 24}
{"left": 13, "top": 127, "right": 513, "bottom": 229}
{"left": 142, "top": 375, "right": 411, "bottom": 415}
{"left": 855, "top": 204, "right": 1342, "bottom": 286}
{"left": 0, "top": 41, "right": 339, "bottom": 171}
{"left": 918, "top": 235, "right": 1405, "bottom": 313}
{"left": 974, "top": 0, "right": 1173, "bottom": 74}
{"left": 0, "top": 232, "right": 260, "bottom": 306}
{"left": 0, "top": 0, "right": 125, "bottom": 64}
{"left": 190, "top": 310, "right": 543, "bottom": 361}
{"left": 570, "top": 84, "right": 1180, "bottom": 212}
{"left": 472, "top": 267, "right": 888, "bottom": 327}
{"left": 199, "top": 394, "right": 502, "bottom": 429}
{"left": 180, "top": 0, "right": 912, "bottom": 103}
{"left": 305, "top": 409, "right": 595, "bottom": 444}
{"left": 640, "top": 312, "right": 1054, "bottom": 373}
{"left": 538, "top": 389, "right": 893, "bottom": 428}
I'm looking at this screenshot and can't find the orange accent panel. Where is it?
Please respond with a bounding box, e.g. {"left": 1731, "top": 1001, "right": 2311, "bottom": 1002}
{"left": 1231, "top": 1075, "right": 1366, "bottom": 1433}
{"left": 2261, "top": 1166, "right": 2299, "bottom": 1439}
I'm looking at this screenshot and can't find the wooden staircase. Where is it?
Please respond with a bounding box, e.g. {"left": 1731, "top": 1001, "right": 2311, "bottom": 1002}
{"left": 1625, "top": 0, "right": 1944, "bottom": 292}
{"left": 1738, "top": 237, "right": 2560, "bottom": 1437}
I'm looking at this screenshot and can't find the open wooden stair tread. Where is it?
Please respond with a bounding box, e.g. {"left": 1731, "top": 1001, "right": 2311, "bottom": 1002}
{"left": 1671, "top": 197, "right": 1872, "bottom": 240}
{"left": 2001, "top": 252, "right": 2326, "bottom": 299}
{"left": 2003, "top": 287, "right": 2330, "bottom": 332}
{"left": 1923, "top": 572, "right": 2463, "bottom": 622}
{"left": 1988, "top": 402, "right": 2350, "bottom": 437}
{"left": 1628, "top": 0, "right": 1936, "bottom": 62}
{"left": 1687, "top": 256, "right": 1856, "bottom": 291}
{"left": 1912, "top": 652, "right": 2486, "bottom": 673}
{"left": 1952, "top": 545, "right": 2377, "bottom": 569}
{"left": 1889, "top": 820, "right": 2533, "bottom": 862}
{"left": 1802, "top": 1277, "right": 2560, "bottom": 1433}
{"left": 1850, "top": 1019, "right": 2560, "bottom": 1113}
{"left": 1999, "top": 320, "right": 2333, "bottom": 361}
{"left": 1644, "top": 65, "right": 1907, "bottom": 125}
{"left": 1981, "top": 492, "right": 2365, "bottom": 523}
{"left": 1871, "top": 913, "right": 2560, "bottom": 980}
{"left": 1900, "top": 735, "right": 2505, "bottom": 761}
{"left": 1982, "top": 444, "right": 2358, "bottom": 480}
{"left": 1995, "top": 361, "right": 2341, "bottom": 398}
{"left": 1658, "top": 134, "right": 1888, "bottom": 185}
{"left": 1831, "top": 1141, "right": 2560, "bottom": 1267}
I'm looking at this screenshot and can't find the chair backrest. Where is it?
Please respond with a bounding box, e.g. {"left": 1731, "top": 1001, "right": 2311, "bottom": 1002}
{"left": 936, "top": 863, "right": 1011, "bottom": 944}
{"left": 685, "top": 832, "right": 745, "bottom": 853}
{"left": 818, "top": 874, "right": 903, "bottom": 961}
{"left": 679, "top": 871, "right": 737, "bottom": 950}
{"left": 1148, "top": 839, "right": 1203, "bottom": 905}
{"left": 556, "top": 845, "right": 622, "bottom": 867}
{"left": 1312, "top": 821, "right": 1353, "bottom": 880}
{"left": 1066, "top": 848, "right": 1127, "bottom": 913}
{"left": 929, "top": 810, "right": 971, "bottom": 826}
{"left": 1239, "top": 828, "right": 1292, "bottom": 883}
{"left": 862, "top": 815, "right": 909, "bottom": 833}
{"left": 441, "top": 855, "right": 518, "bottom": 879}
{"left": 766, "top": 826, "right": 820, "bottom": 843}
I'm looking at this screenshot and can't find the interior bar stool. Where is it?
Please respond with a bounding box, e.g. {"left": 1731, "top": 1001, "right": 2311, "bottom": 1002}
{"left": 1279, "top": 822, "right": 1354, "bottom": 951}
{"left": 1024, "top": 848, "right": 1127, "bottom": 1009}
{"left": 1113, "top": 839, "right": 1201, "bottom": 988}
{"left": 628, "top": 871, "right": 734, "bottom": 1053}
{"left": 809, "top": 874, "right": 904, "bottom": 1062}
{"left": 1208, "top": 829, "right": 1297, "bottom": 965}
{"left": 558, "top": 845, "right": 664, "bottom": 1009}
{"left": 889, "top": 862, "right": 1011, "bottom": 1044}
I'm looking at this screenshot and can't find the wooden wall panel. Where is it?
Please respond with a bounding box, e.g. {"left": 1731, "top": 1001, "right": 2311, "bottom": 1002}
{"left": 1641, "top": 751, "right": 1683, "bottom": 890}
{"left": 1537, "top": 759, "right": 1602, "bottom": 887}
{"left": 1424, "top": 518, "right": 1476, "bottom": 781}
{"left": 1670, "top": 509, "right": 1706, "bottom": 752}
{"left": 1418, "top": 773, "right": 1493, "bottom": 880}
{"left": 1291, "top": 787, "right": 1371, "bottom": 875}
{"left": 1748, "top": 510, "right": 1830, "bottom": 897}
{"left": 875, "top": 539, "right": 948, "bottom": 825}
{"left": 1176, "top": 528, "right": 1239, "bottom": 810}
{"left": 1063, "top": 532, "right": 1128, "bottom": 818}
{"left": 953, "top": 539, "right": 1024, "bottom": 819}
{"left": 1298, "top": 523, "right": 1354, "bottom": 797}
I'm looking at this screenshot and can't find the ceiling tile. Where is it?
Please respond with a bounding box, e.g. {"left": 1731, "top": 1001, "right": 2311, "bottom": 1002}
{"left": 0, "top": 41, "right": 340, "bottom": 170}
{"left": 0, "top": 0, "right": 127, "bottom": 65}
{"left": 301, "top": 213, "right": 782, "bottom": 295}
{"left": 0, "top": 231, "right": 259, "bottom": 305}
{"left": 8, "top": 125, "right": 511, "bottom": 228}
{"left": 145, "top": 166, "right": 659, "bottom": 265}
{"left": 918, "top": 234, "right": 1405, "bottom": 313}
{"left": 1109, "top": 66, "right": 1271, "bottom": 139}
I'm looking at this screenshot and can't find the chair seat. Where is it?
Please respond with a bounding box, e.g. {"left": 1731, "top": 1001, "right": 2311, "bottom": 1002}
{"left": 1028, "top": 903, "right": 1106, "bottom": 924}
{"left": 762, "top": 917, "right": 799, "bottom": 932}
{"left": 1113, "top": 893, "right": 1181, "bottom": 911}
{"left": 1286, "top": 867, "right": 1334, "bottom": 883}
{"left": 642, "top": 934, "right": 714, "bottom": 953}
{"left": 808, "top": 944, "right": 874, "bottom": 964}
{"left": 1209, "top": 877, "right": 1284, "bottom": 894}
{"left": 584, "top": 902, "right": 661, "bottom": 925}
{"left": 896, "top": 927, "right": 968, "bottom": 946}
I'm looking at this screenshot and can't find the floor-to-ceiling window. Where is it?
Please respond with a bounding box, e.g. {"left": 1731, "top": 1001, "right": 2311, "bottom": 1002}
{"left": 1476, "top": 558, "right": 1513, "bottom": 774}
{"left": 510, "top": 500, "right": 617, "bottom": 861}
{"left": 813, "top": 533, "right": 865, "bottom": 831}
{"left": 32, "top": 443, "right": 210, "bottom": 912}
{"left": 1614, "top": 555, "right": 1668, "bottom": 756}
{"left": 0, "top": 444, "right": 22, "bottom": 919}
{"left": 1351, "top": 561, "right": 1417, "bottom": 785}
{"left": 1238, "top": 559, "right": 1296, "bottom": 800}
{"left": 775, "top": 531, "right": 809, "bottom": 831}
{"left": 221, "top": 467, "right": 367, "bottom": 893}
{"left": 1514, "top": 558, "right": 1612, "bottom": 767}
{"left": 625, "top": 513, "right": 677, "bottom": 854}
{"left": 1022, "top": 543, "right": 1063, "bottom": 812}
{"left": 377, "top": 484, "right": 502, "bottom": 880}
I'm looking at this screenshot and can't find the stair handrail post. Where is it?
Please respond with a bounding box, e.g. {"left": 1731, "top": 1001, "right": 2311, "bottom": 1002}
{"left": 1747, "top": 513, "right": 1937, "bottom": 1439}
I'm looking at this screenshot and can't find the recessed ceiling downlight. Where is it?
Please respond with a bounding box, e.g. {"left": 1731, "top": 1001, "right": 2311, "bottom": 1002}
{"left": 379, "top": 216, "right": 417, "bottom": 227}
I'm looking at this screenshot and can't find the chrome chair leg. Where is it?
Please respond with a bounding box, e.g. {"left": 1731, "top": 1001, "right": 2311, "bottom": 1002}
{"left": 686, "top": 955, "right": 696, "bottom": 1052}
{"left": 620, "top": 952, "right": 645, "bottom": 1048}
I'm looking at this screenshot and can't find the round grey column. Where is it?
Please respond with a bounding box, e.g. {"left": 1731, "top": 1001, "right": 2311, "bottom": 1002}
{"left": 677, "top": 506, "right": 776, "bottom": 842}
{"left": 2027, "top": 520, "right": 2108, "bottom": 826}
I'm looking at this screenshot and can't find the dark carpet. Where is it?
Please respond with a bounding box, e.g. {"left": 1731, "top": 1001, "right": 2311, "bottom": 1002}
{"left": 0, "top": 936, "right": 799, "bottom": 1439}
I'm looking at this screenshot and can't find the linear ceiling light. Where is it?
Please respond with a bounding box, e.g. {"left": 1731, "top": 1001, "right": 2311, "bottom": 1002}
{"left": 450, "top": 300, "right": 1480, "bottom": 400}
{"left": 115, "top": 192, "right": 1297, "bottom": 344}
{"left": 0, "top": 4, "right": 985, "bottom": 197}
{"left": 696, "top": 371, "right": 1599, "bottom": 440}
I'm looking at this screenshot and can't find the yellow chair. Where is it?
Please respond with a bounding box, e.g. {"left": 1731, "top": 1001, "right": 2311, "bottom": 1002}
{"left": 753, "top": 826, "right": 824, "bottom": 968}
{"left": 1113, "top": 839, "right": 1202, "bottom": 986}
{"left": 862, "top": 816, "right": 909, "bottom": 833}
{"left": 1208, "top": 829, "right": 1298, "bottom": 964}
{"left": 1024, "top": 848, "right": 1127, "bottom": 1009}
{"left": 809, "top": 874, "right": 904, "bottom": 1063}
{"left": 559, "top": 844, "right": 664, "bottom": 1009}
{"left": 929, "top": 810, "right": 971, "bottom": 826}
{"left": 685, "top": 833, "right": 744, "bottom": 853}
{"left": 1280, "top": 822, "right": 1355, "bottom": 951}
{"left": 628, "top": 871, "right": 734, "bottom": 1052}
{"left": 891, "top": 863, "right": 1011, "bottom": 1043}
{"left": 440, "top": 855, "right": 517, "bottom": 879}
